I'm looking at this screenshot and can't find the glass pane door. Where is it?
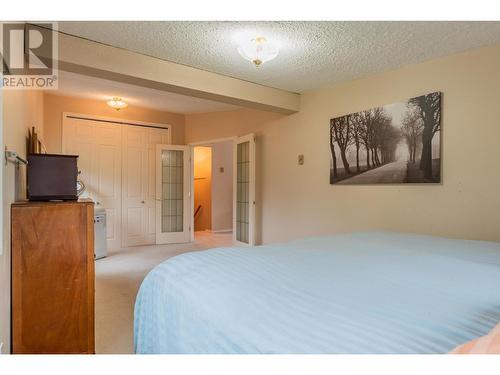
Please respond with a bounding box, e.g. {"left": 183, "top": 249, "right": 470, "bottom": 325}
{"left": 161, "top": 150, "right": 184, "bottom": 233}
{"left": 156, "top": 145, "right": 190, "bottom": 244}
{"left": 236, "top": 141, "right": 250, "bottom": 243}
{"left": 233, "top": 134, "right": 255, "bottom": 245}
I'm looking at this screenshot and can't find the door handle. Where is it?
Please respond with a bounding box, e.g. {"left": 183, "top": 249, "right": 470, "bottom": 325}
{"left": 141, "top": 200, "right": 145, "bottom": 204}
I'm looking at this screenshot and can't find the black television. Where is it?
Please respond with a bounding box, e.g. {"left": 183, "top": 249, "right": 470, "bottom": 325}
{"left": 27, "top": 154, "right": 79, "bottom": 201}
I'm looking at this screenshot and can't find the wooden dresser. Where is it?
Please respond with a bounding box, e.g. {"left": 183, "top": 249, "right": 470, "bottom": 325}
{"left": 11, "top": 200, "right": 95, "bottom": 354}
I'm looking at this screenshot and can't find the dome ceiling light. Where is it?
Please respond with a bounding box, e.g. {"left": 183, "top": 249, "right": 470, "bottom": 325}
{"left": 107, "top": 97, "right": 128, "bottom": 111}
{"left": 237, "top": 36, "right": 279, "bottom": 67}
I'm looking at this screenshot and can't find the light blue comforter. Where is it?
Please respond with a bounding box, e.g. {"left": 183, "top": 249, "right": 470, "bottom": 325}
{"left": 134, "top": 232, "right": 500, "bottom": 354}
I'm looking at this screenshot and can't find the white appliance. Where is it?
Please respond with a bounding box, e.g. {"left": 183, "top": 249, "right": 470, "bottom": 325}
{"left": 94, "top": 208, "right": 107, "bottom": 260}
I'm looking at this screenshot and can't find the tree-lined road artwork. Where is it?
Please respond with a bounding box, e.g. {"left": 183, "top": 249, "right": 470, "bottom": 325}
{"left": 329, "top": 92, "right": 441, "bottom": 185}
{"left": 336, "top": 160, "right": 408, "bottom": 184}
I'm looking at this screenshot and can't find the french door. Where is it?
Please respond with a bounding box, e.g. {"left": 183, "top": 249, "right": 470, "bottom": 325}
{"left": 233, "top": 134, "right": 256, "bottom": 245}
{"left": 156, "top": 145, "right": 191, "bottom": 244}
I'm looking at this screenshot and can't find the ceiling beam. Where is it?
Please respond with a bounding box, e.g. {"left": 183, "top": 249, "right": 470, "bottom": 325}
{"left": 47, "top": 29, "right": 300, "bottom": 114}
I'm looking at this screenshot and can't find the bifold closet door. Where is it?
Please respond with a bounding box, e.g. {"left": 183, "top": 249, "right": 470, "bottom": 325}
{"left": 64, "top": 115, "right": 172, "bottom": 249}
{"left": 122, "top": 125, "right": 171, "bottom": 247}
{"left": 122, "top": 126, "right": 149, "bottom": 247}
{"left": 63, "top": 118, "right": 122, "bottom": 250}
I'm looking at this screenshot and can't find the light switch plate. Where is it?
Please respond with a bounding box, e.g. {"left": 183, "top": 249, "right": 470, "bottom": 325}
{"left": 298, "top": 154, "right": 304, "bottom": 165}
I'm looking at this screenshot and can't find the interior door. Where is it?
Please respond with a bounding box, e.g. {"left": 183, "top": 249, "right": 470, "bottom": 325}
{"left": 63, "top": 117, "right": 122, "bottom": 250}
{"left": 233, "top": 134, "right": 256, "bottom": 245}
{"left": 146, "top": 129, "right": 171, "bottom": 243}
{"left": 156, "top": 145, "right": 191, "bottom": 244}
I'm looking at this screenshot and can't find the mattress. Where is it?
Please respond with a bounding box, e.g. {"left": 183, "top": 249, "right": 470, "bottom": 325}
{"left": 134, "top": 232, "right": 500, "bottom": 353}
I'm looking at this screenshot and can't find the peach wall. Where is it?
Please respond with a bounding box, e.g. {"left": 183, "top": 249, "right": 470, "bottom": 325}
{"left": 186, "top": 43, "right": 500, "bottom": 245}
{"left": 43, "top": 93, "right": 185, "bottom": 153}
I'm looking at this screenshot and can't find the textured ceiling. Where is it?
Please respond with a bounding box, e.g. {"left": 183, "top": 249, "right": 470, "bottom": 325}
{"left": 53, "top": 71, "right": 240, "bottom": 114}
{"left": 57, "top": 21, "right": 500, "bottom": 93}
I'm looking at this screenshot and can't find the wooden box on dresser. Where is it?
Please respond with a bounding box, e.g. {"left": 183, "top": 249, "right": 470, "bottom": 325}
{"left": 11, "top": 200, "right": 95, "bottom": 354}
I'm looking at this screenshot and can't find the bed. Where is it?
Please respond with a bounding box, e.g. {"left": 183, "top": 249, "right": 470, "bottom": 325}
{"left": 134, "top": 232, "right": 500, "bottom": 354}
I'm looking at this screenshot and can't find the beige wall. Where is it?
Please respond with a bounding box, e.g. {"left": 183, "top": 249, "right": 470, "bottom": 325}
{"left": 186, "top": 43, "right": 500, "bottom": 245}
{"left": 194, "top": 147, "right": 212, "bottom": 231}
{"left": 211, "top": 140, "right": 233, "bottom": 232}
{"left": 1, "top": 90, "right": 44, "bottom": 353}
{"left": 43, "top": 93, "right": 185, "bottom": 153}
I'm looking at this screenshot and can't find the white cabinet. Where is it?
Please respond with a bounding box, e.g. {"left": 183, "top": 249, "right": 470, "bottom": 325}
{"left": 62, "top": 114, "right": 171, "bottom": 249}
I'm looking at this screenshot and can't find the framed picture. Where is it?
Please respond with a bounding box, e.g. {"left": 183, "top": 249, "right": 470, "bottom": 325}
{"left": 329, "top": 92, "right": 441, "bottom": 184}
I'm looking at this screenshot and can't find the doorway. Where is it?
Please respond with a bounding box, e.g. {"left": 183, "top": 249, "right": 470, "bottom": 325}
{"left": 193, "top": 139, "right": 234, "bottom": 237}
{"left": 193, "top": 146, "right": 212, "bottom": 232}
{"left": 190, "top": 134, "right": 256, "bottom": 246}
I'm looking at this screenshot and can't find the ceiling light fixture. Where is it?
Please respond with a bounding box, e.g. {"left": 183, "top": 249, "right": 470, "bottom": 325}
{"left": 237, "top": 36, "right": 279, "bottom": 67}
{"left": 107, "top": 97, "right": 128, "bottom": 111}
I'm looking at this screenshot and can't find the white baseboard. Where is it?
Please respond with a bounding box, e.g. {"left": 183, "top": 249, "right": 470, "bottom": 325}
{"left": 211, "top": 229, "right": 233, "bottom": 233}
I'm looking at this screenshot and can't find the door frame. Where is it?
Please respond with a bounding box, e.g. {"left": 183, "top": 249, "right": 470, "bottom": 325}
{"left": 188, "top": 136, "right": 237, "bottom": 242}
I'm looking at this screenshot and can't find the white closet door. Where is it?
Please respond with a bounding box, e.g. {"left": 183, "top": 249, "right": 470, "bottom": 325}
{"left": 92, "top": 123, "right": 122, "bottom": 250}
{"left": 122, "top": 126, "right": 149, "bottom": 247}
{"left": 64, "top": 115, "right": 171, "bottom": 249}
{"left": 122, "top": 125, "right": 171, "bottom": 247}
{"left": 233, "top": 134, "right": 256, "bottom": 246}
{"left": 63, "top": 118, "right": 122, "bottom": 250}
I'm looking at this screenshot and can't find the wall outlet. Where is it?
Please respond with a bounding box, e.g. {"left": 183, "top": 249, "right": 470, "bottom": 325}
{"left": 298, "top": 154, "right": 304, "bottom": 165}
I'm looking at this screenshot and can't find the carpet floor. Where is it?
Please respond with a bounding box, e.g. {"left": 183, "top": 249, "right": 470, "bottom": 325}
{"left": 94, "top": 231, "right": 236, "bottom": 354}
